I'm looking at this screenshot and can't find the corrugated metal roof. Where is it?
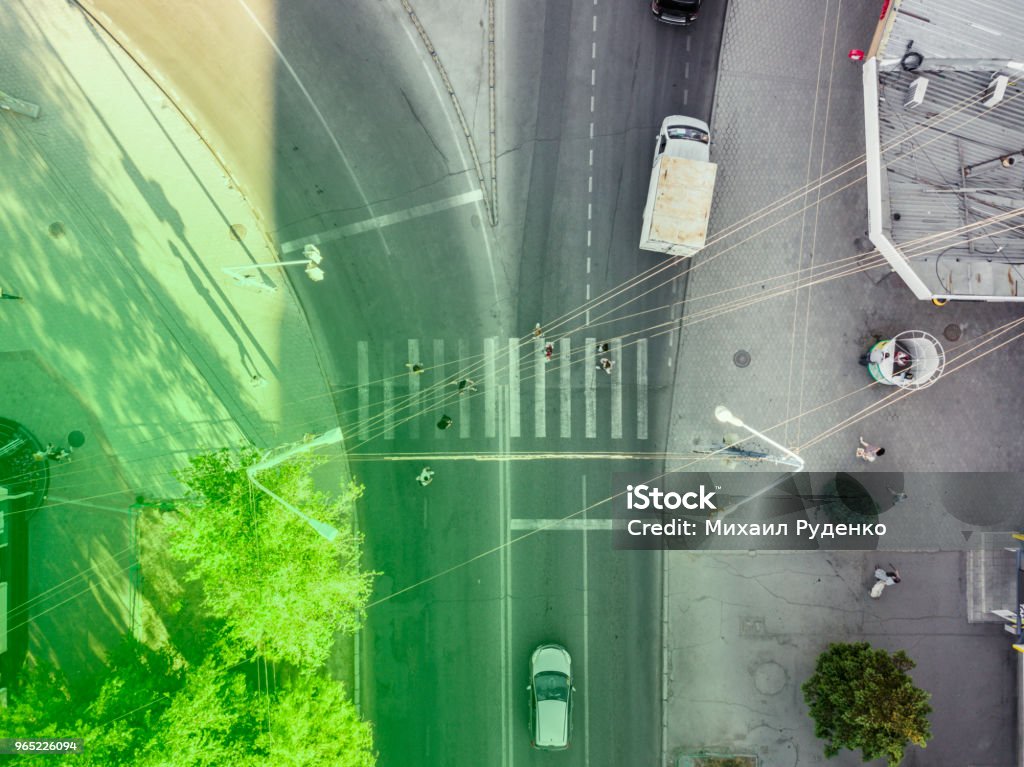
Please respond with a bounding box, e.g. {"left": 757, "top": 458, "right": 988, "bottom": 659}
{"left": 870, "top": 1, "right": 1024, "bottom": 299}
{"left": 881, "top": 0, "right": 1024, "bottom": 63}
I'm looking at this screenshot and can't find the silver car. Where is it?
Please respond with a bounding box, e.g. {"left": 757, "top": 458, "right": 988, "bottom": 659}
{"left": 528, "top": 644, "right": 574, "bottom": 750}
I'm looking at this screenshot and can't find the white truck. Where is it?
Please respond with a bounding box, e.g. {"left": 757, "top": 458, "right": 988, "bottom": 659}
{"left": 639, "top": 115, "right": 717, "bottom": 256}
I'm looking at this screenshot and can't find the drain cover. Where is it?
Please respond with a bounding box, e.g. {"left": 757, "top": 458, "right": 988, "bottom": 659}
{"left": 733, "top": 350, "right": 751, "bottom": 368}
{"left": 943, "top": 324, "right": 962, "bottom": 342}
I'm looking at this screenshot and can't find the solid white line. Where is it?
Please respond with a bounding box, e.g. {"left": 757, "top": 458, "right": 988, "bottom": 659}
{"left": 560, "top": 338, "right": 572, "bottom": 438}
{"left": 408, "top": 339, "right": 421, "bottom": 439}
{"left": 510, "top": 518, "right": 614, "bottom": 530}
{"left": 610, "top": 338, "right": 622, "bottom": 439}
{"left": 535, "top": 338, "right": 546, "bottom": 438}
{"left": 585, "top": 337, "right": 597, "bottom": 438}
{"left": 281, "top": 190, "right": 484, "bottom": 253}
{"left": 357, "top": 341, "right": 369, "bottom": 441}
{"left": 459, "top": 338, "right": 471, "bottom": 438}
{"left": 508, "top": 338, "right": 521, "bottom": 438}
{"left": 383, "top": 342, "right": 395, "bottom": 440}
{"left": 582, "top": 475, "right": 591, "bottom": 766}
{"left": 499, "top": 387, "right": 511, "bottom": 767}
{"left": 433, "top": 339, "right": 446, "bottom": 440}
{"left": 637, "top": 338, "right": 649, "bottom": 440}
{"left": 485, "top": 337, "right": 498, "bottom": 438}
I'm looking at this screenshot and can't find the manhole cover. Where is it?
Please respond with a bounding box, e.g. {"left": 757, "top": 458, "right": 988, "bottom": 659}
{"left": 48, "top": 222, "right": 65, "bottom": 238}
{"left": 943, "top": 323, "right": 962, "bottom": 342}
{"left": 229, "top": 223, "right": 247, "bottom": 241}
{"left": 733, "top": 350, "right": 751, "bottom": 368}
{"left": 754, "top": 661, "right": 787, "bottom": 695}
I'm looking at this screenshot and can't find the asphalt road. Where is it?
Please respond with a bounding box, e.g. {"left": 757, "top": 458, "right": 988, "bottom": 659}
{"left": 91, "top": 0, "right": 726, "bottom": 763}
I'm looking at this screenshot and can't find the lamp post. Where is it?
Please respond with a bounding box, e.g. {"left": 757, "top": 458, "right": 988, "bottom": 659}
{"left": 714, "top": 406, "right": 804, "bottom": 471}
{"left": 246, "top": 427, "right": 343, "bottom": 541}
{"left": 224, "top": 244, "right": 324, "bottom": 291}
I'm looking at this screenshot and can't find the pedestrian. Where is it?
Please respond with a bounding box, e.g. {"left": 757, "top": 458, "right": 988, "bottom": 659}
{"left": 870, "top": 565, "right": 901, "bottom": 598}
{"left": 45, "top": 443, "right": 70, "bottom": 462}
{"left": 598, "top": 357, "right": 614, "bottom": 375}
{"left": 455, "top": 378, "right": 477, "bottom": 393}
{"left": 250, "top": 374, "right": 267, "bottom": 388}
{"left": 533, "top": 323, "right": 543, "bottom": 338}
{"left": 887, "top": 486, "right": 908, "bottom": 504}
{"left": 437, "top": 414, "right": 453, "bottom": 430}
{"left": 544, "top": 343, "right": 554, "bottom": 362}
{"left": 405, "top": 363, "right": 425, "bottom": 374}
{"left": 596, "top": 342, "right": 610, "bottom": 353}
{"left": 856, "top": 436, "right": 885, "bottom": 462}
{"left": 858, "top": 347, "right": 885, "bottom": 366}
{"left": 416, "top": 467, "right": 435, "bottom": 487}
{"left": 0, "top": 288, "right": 22, "bottom": 300}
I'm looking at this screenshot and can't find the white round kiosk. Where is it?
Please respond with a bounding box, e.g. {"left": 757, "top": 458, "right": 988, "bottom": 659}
{"left": 864, "top": 330, "right": 944, "bottom": 389}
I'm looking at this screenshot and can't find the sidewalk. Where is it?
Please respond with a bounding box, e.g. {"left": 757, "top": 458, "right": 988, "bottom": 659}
{"left": 663, "top": 0, "right": 1024, "bottom": 764}
{"left": 0, "top": 0, "right": 336, "bottom": 687}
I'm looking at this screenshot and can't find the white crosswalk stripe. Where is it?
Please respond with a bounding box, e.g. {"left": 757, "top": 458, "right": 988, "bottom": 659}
{"left": 352, "top": 336, "right": 651, "bottom": 442}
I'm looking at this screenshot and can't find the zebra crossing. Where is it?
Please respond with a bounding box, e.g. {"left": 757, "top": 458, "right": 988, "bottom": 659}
{"left": 351, "top": 336, "right": 651, "bottom": 442}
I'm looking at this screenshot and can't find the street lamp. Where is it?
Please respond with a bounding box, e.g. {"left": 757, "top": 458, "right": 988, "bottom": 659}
{"left": 714, "top": 406, "right": 805, "bottom": 471}
{"left": 224, "top": 244, "right": 324, "bottom": 291}
{"left": 245, "top": 427, "right": 343, "bottom": 541}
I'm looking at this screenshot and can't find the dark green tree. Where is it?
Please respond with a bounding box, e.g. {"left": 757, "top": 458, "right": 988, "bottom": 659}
{"left": 802, "top": 642, "right": 932, "bottom": 765}
{"left": 169, "top": 446, "right": 374, "bottom": 670}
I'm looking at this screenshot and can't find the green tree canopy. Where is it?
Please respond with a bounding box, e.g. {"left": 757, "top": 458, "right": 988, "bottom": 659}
{"left": 802, "top": 642, "right": 932, "bottom": 765}
{"left": 168, "top": 445, "right": 374, "bottom": 670}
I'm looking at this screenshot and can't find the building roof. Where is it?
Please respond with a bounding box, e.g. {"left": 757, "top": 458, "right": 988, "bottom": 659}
{"left": 864, "top": 0, "right": 1024, "bottom": 301}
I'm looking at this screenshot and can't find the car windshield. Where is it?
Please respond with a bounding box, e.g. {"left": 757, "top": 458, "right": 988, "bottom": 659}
{"left": 660, "top": 0, "right": 700, "bottom": 11}
{"left": 534, "top": 671, "right": 570, "bottom": 701}
{"left": 666, "top": 126, "right": 709, "bottom": 143}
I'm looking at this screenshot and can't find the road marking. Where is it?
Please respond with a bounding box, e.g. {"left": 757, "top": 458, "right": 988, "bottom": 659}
{"left": 637, "top": 338, "right": 649, "bottom": 440}
{"left": 534, "top": 338, "right": 546, "bottom": 438}
{"left": 611, "top": 338, "right": 622, "bottom": 439}
{"left": 591, "top": 41, "right": 596, "bottom": 58}
{"left": 592, "top": 15, "right": 597, "bottom": 31}
{"left": 383, "top": 340, "right": 395, "bottom": 439}
{"left": 280, "top": 189, "right": 484, "bottom": 253}
{"left": 510, "top": 517, "right": 614, "bottom": 530}
{"left": 586, "top": 257, "right": 591, "bottom": 273}
{"left": 590, "top": 95, "right": 595, "bottom": 112}
{"left": 582, "top": 475, "right": 591, "bottom": 766}
{"left": 499, "top": 386, "right": 512, "bottom": 767}
{"left": 587, "top": 230, "right": 592, "bottom": 247}
{"left": 588, "top": 176, "right": 593, "bottom": 193}
{"left": 459, "top": 338, "right": 471, "bottom": 438}
{"left": 485, "top": 337, "right": 498, "bottom": 438}
{"left": 433, "top": 339, "right": 445, "bottom": 440}
{"left": 560, "top": 338, "right": 572, "bottom": 438}
{"left": 685, "top": 61, "right": 689, "bottom": 79}
{"left": 687, "top": 34, "right": 691, "bottom": 52}
{"left": 589, "top": 148, "right": 593, "bottom": 166}
{"left": 357, "top": 341, "right": 369, "bottom": 440}
{"left": 587, "top": 202, "right": 592, "bottom": 220}
{"left": 586, "top": 284, "right": 591, "bottom": 300}
{"left": 585, "top": 337, "right": 597, "bottom": 438}
{"left": 591, "top": 69, "right": 596, "bottom": 86}
{"left": 508, "top": 338, "right": 521, "bottom": 438}
{"left": 408, "top": 339, "right": 420, "bottom": 439}
{"left": 683, "top": 88, "right": 689, "bottom": 106}
{"left": 589, "top": 122, "right": 594, "bottom": 139}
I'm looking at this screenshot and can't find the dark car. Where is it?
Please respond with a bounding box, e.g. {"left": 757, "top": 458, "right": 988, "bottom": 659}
{"left": 651, "top": 0, "right": 701, "bottom": 25}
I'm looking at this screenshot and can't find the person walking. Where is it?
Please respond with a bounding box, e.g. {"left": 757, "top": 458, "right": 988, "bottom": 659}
{"left": 543, "top": 343, "right": 554, "bottom": 362}
{"left": 598, "top": 357, "right": 614, "bottom": 375}
{"left": 856, "top": 436, "right": 885, "bottom": 462}
{"left": 416, "top": 467, "right": 435, "bottom": 487}
{"left": 0, "top": 288, "right": 22, "bottom": 300}
{"left": 870, "top": 565, "right": 901, "bottom": 598}
{"left": 454, "top": 378, "right": 477, "bottom": 393}
{"left": 596, "top": 342, "right": 610, "bottom": 354}
{"left": 533, "top": 323, "right": 543, "bottom": 338}
{"left": 437, "top": 414, "right": 454, "bottom": 430}
{"left": 406, "top": 362, "right": 425, "bottom": 374}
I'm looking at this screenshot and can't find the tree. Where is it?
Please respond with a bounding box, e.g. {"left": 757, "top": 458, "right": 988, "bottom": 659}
{"left": 802, "top": 642, "right": 932, "bottom": 765}
{"left": 261, "top": 675, "right": 376, "bottom": 767}
{"left": 168, "top": 446, "right": 374, "bottom": 670}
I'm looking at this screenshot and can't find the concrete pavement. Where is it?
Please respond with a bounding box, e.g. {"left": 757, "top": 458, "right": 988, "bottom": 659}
{"left": 0, "top": 0, "right": 336, "bottom": 686}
